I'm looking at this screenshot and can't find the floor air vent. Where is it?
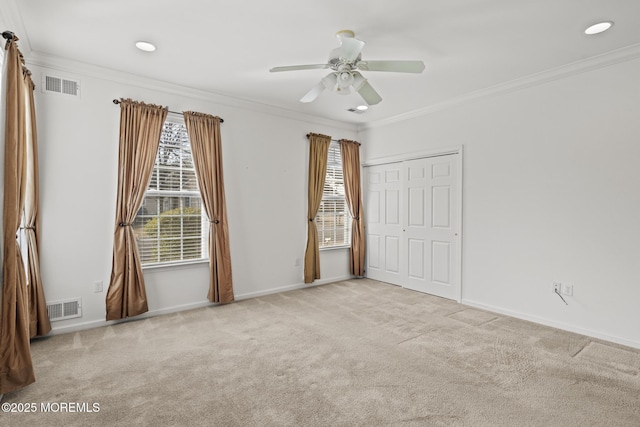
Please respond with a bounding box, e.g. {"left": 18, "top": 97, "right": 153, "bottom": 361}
{"left": 42, "top": 74, "right": 80, "bottom": 97}
{"left": 47, "top": 298, "right": 82, "bottom": 321}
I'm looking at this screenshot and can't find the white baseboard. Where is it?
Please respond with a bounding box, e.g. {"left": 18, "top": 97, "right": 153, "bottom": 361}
{"left": 47, "top": 299, "right": 214, "bottom": 335}
{"left": 234, "top": 275, "right": 355, "bottom": 301}
{"left": 48, "top": 275, "right": 355, "bottom": 336}
{"left": 462, "top": 298, "right": 640, "bottom": 350}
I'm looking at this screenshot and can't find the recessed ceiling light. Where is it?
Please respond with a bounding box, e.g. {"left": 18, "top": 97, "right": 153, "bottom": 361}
{"left": 135, "top": 41, "right": 156, "bottom": 52}
{"left": 584, "top": 21, "right": 613, "bottom": 35}
{"left": 347, "top": 106, "right": 367, "bottom": 114}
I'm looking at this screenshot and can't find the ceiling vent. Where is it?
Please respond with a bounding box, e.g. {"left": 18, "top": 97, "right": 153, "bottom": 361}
{"left": 42, "top": 74, "right": 80, "bottom": 97}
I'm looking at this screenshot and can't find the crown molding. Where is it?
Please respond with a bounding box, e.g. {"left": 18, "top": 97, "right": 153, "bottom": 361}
{"left": 25, "top": 51, "right": 358, "bottom": 133}
{"left": 358, "top": 42, "right": 640, "bottom": 132}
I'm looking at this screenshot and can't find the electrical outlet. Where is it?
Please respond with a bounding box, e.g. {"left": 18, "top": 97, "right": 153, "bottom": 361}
{"left": 295, "top": 258, "right": 301, "bottom": 267}
{"left": 552, "top": 282, "right": 561, "bottom": 293}
{"left": 94, "top": 280, "right": 103, "bottom": 293}
{"left": 562, "top": 284, "right": 573, "bottom": 296}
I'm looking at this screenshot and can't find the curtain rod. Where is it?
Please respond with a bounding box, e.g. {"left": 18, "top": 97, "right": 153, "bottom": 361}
{"left": 112, "top": 99, "right": 224, "bottom": 123}
{"left": 2, "top": 30, "right": 34, "bottom": 86}
{"left": 306, "top": 134, "right": 361, "bottom": 146}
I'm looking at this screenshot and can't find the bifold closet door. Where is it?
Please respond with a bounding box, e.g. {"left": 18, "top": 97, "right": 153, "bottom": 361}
{"left": 364, "top": 154, "right": 460, "bottom": 301}
{"left": 364, "top": 163, "right": 404, "bottom": 286}
{"left": 403, "top": 156, "right": 459, "bottom": 300}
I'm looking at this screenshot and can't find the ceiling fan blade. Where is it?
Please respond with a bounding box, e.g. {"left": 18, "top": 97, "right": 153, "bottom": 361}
{"left": 356, "top": 80, "right": 382, "bottom": 105}
{"left": 357, "top": 60, "right": 425, "bottom": 73}
{"left": 270, "top": 64, "right": 328, "bottom": 73}
{"left": 338, "top": 36, "right": 365, "bottom": 62}
{"left": 300, "top": 82, "right": 326, "bottom": 103}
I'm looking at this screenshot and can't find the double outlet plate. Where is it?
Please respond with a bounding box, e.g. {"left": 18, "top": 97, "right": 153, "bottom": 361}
{"left": 552, "top": 281, "right": 573, "bottom": 296}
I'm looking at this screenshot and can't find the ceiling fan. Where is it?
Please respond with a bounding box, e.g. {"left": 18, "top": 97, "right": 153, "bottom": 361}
{"left": 269, "top": 30, "right": 425, "bottom": 106}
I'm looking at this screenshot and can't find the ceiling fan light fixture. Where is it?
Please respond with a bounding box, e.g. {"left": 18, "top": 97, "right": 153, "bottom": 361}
{"left": 356, "top": 105, "right": 368, "bottom": 111}
{"left": 135, "top": 41, "right": 156, "bottom": 52}
{"left": 338, "top": 71, "right": 354, "bottom": 88}
{"left": 584, "top": 21, "right": 613, "bottom": 35}
{"left": 321, "top": 73, "right": 338, "bottom": 90}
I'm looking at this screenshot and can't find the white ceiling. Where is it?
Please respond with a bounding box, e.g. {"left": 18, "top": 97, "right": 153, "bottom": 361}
{"left": 2, "top": 0, "right": 640, "bottom": 124}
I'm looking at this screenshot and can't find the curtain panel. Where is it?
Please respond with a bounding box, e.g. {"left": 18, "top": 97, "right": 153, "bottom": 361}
{"left": 23, "top": 73, "right": 51, "bottom": 337}
{"left": 303, "top": 133, "right": 331, "bottom": 283}
{"left": 340, "top": 139, "right": 365, "bottom": 277}
{"left": 106, "top": 99, "right": 167, "bottom": 320}
{"left": 0, "top": 36, "right": 34, "bottom": 394}
{"left": 183, "top": 111, "right": 234, "bottom": 304}
{"left": 0, "top": 37, "right": 6, "bottom": 281}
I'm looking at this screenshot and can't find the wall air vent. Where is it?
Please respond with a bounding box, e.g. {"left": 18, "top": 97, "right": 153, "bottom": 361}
{"left": 42, "top": 74, "right": 80, "bottom": 97}
{"left": 47, "top": 298, "right": 82, "bottom": 321}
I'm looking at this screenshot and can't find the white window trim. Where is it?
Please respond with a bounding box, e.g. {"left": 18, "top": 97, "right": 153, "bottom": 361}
{"left": 142, "top": 258, "right": 209, "bottom": 271}
{"left": 317, "top": 140, "right": 351, "bottom": 249}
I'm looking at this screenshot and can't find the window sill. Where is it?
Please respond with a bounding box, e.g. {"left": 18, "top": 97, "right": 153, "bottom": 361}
{"left": 142, "top": 258, "right": 209, "bottom": 271}
{"left": 319, "top": 245, "right": 350, "bottom": 251}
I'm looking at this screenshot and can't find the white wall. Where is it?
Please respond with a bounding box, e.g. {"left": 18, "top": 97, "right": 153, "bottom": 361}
{"left": 30, "top": 62, "right": 356, "bottom": 333}
{"left": 359, "top": 57, "right": 640, "bottom": 349}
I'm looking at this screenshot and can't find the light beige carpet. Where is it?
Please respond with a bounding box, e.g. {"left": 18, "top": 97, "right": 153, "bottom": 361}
{"left": 2, "top": 279, "right": 639, "bottom": 426}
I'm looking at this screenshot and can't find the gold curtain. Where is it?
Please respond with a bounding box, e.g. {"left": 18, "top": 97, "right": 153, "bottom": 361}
{"left": 340, "top": 139, "right": 365, "bottom": 277}
{"left": 304, "top": 133, "right": 331, "bottom": 283}
{"left": 106, "top": 99, "right": 167, "bottom": 320}
{"left": 24, "top": 72, "right": 51, "bottom": 337}
{"left": 0, "top": 35, "right": 34, "bottom": 394}
{"left": 183, "top": 111, "right": 234, "bottom": 303}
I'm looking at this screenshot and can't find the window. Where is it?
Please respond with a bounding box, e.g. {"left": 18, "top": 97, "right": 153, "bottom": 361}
{"left": 134, "top": 118, "right": 208, "bottom": 265}
{"left": 317, "top": 141, "right": 351, "bottom": 248}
